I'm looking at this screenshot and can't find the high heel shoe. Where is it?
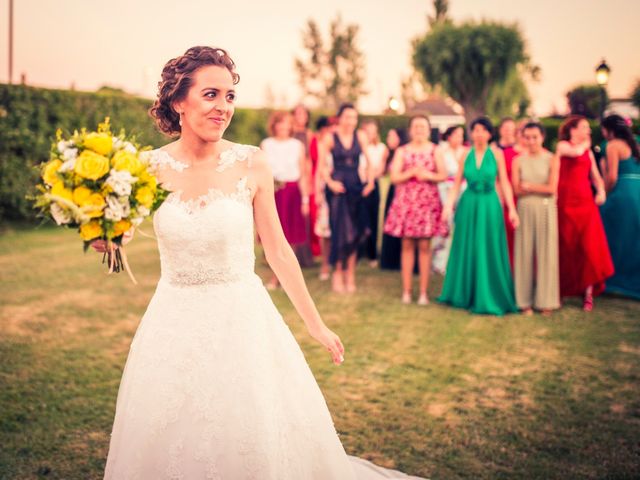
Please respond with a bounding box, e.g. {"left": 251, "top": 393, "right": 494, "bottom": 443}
{"left": 583, "top": 291, "right": 594, "bottom": 312}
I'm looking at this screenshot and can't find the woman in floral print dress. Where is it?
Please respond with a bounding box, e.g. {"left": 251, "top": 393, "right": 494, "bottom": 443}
{"left": 384, "top": 115, "right": 448, "bottom": 305}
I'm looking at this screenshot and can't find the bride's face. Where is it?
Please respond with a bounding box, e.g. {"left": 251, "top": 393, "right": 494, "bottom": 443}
{"left": 174, "top": 65, "right": 236, "bottom": 142}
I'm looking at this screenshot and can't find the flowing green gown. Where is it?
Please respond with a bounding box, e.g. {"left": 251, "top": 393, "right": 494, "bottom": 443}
{"left": 438, "top": 148, "right": 517, "bottom": 315}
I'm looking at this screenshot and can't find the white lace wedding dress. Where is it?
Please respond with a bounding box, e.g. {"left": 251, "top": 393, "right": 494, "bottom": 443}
{"left": 103, "top": 144, "right": 424, "bottom": 479}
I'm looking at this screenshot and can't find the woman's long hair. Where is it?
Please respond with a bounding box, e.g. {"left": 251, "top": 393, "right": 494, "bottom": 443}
{"left": 602, "top": 114, "right": 640, "bottom": 161}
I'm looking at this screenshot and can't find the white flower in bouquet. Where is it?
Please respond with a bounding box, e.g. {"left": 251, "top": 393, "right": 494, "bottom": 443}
{"left": 104, "top": 195, "right": 128, "bottom": 221}
{"left": 131, "top": 205, "right": 150, "bottom": 226}
{"left": 58, "top": 158, "right": 76, "bottom": 173}
{"left": 123, "top": 141, "right": 137, "bottom": 154}
{"left": 105, "top": 169, "right": 138, "bottom": 197}
{"left": 112, "top": 136, "right": 124, "bottom": 149}
{"left": 50, "top": 203, "right": 72, "bottom": 225}
{"left": 57, "top": 140, "right": 74, "bottom": 154}
{"left": 137, "top": 205, "right": 150, "bottom": 217}
{"left": 62, "top": 148, "right": 78, "bottom": 161}
{"left": 139, "top": 151, "right": 152, "bottom": 163}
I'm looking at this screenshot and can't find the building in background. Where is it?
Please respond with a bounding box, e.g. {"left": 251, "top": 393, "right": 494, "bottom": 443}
{"left": 606, "top": 98, "right": 639, "bottom": 120}
{"left": 405, "top": 96, "right": 466, "bottom": 141}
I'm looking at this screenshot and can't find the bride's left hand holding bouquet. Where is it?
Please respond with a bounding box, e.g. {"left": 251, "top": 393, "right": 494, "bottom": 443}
{"left": 31, "top": 118, "right": 169, "bottom": 284}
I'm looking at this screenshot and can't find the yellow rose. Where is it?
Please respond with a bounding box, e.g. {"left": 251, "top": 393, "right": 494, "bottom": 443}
{"left": 113, "top": 219, "right": 132, "bottom": 237}
{"left": 72, "top": 186, "right": 92, "bottom": 205}
{"left": 84, "top": 133, "right": 113, "bottom": 155}
{"left": 74, "top": 150, "right": 110, "bottom": 180}
{"left": 84, "top": 193, "right": 106, "bottom": 218}
{"left": 51, "top": 181, "right": 73, "bottom": 202}
{"left": 79, "top": 220, "right": 104, "bottom": 241}
{"left": 135, "top": 186, "right": 154, "bottom": 208}
{"left": 137, "top": 170, "right": 157, "bottom": 190}
{"left": 112, "top": 150, "right": 142, "bottom": 174}
{"left": 43, "top": 159, "right": 63, "bottom": 186}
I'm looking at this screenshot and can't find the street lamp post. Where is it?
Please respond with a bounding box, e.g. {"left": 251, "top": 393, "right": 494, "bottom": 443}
{"left": 595, "top": 59, "right": 610, "bottom": 121}
{"left": 387, "top": 96, "right": 400, "bottom": 114}
{"left": 8, "top": 0, "right": 13, "bottom": 84}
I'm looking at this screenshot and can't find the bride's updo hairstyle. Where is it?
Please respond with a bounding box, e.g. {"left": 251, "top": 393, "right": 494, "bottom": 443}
{"left": 150, "top": 46, "right": 240, "bottom": 136}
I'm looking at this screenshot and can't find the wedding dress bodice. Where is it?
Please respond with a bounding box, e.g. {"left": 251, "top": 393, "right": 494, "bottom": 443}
{"left": 150, "top": 145, "right": 259, "bottom": 287}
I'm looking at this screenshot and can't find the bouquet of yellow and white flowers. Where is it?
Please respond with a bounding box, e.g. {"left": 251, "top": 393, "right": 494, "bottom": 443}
{"left": 31, "top": 118, "right": 168, "bottom": 283}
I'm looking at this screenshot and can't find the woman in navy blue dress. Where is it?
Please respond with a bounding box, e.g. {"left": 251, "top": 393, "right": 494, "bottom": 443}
{"left": 318, "top": 103, "right": 375, "bottom": 293}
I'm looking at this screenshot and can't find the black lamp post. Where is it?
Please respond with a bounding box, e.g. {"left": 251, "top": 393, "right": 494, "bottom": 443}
{"left": 595, "top": 59, "right": 610, "bottom": 121}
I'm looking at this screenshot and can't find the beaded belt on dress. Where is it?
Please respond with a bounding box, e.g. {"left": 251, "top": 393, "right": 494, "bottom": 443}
{"left": 162, "top": 268, "right": 254, "bottom": 286}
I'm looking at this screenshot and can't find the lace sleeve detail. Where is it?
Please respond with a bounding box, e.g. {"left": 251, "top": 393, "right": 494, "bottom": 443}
{"left": 146, "top": 149, "right": 189, "bottom": 174}
{"left": 216, "top": 144, "right": 260, "bottom": 172}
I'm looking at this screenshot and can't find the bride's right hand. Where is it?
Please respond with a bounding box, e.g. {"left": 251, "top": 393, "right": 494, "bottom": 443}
{"left": 90, "top": 239, "right": 109, "bottom": 253}
{"left": 90, "top": 228, "right": 134, "bottom": 253}
{"left": 308, "top": 324, "right": 345, "bottom": 365}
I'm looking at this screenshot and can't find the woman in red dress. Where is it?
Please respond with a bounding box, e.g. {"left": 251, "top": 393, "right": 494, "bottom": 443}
{"left": 555, "top": 115, "right": 614, "bottom": 311}
{"left": 496, "top": 117, "right": 518, "bottom": 267}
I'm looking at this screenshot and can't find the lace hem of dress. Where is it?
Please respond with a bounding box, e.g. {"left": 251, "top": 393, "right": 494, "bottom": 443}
{"left": 164, "top": 177, "right": 252, "bottom": 214}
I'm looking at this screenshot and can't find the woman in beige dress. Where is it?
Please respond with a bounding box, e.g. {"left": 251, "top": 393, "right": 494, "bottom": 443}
{"left": 512, "top": 122, "right": 561, "bottom": 314}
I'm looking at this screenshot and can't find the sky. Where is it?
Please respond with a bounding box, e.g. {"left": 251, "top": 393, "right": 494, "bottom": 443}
{"left": 0, "top": 0, "right": 638, "bottom": 116}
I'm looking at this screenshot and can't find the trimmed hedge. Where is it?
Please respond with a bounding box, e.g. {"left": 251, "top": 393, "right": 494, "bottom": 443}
{"left": 1, "top": 83, "right": 637, "bottom": 223}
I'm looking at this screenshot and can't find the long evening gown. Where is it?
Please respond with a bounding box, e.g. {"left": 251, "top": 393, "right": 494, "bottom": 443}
{"left": 557, "top": 148, "right": 613, "bottom": 297}
{"left": 438, "top": 148, "right": 517, "bottom": 315}
{"left": 103, "top": 145, "right": 424, "bottom": 479}
{"left": 599, "top": 155, "right": 640, "bottom": 299}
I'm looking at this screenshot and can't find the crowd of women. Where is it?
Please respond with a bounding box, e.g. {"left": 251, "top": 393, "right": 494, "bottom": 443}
{"left": 260, "top": 104, "right": 640, "bottom": 316}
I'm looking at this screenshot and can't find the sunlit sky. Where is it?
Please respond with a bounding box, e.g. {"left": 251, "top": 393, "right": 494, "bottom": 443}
{"left": 0, "top": 0, "right": 637, "bottom": 115}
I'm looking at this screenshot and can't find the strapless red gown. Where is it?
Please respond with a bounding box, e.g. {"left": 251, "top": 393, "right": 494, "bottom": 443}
{"left": 557, "top": 149, "right": 614, "bottom": 296}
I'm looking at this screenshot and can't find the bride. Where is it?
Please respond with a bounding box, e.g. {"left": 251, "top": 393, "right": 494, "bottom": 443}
{"left": 95, "top": 46, "right": 424, "bottom": 480}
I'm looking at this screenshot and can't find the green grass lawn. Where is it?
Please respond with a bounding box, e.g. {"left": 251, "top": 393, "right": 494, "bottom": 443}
{"left": 1, "top": 224, "right": 639, "bottom": 479}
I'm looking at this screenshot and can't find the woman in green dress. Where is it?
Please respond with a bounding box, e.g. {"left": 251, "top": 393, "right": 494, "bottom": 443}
{"left": 599, "top": 114, "right": 640, "bottom": 300}
{"left": 438, "top": 117, "right": 519, "bottom": 315}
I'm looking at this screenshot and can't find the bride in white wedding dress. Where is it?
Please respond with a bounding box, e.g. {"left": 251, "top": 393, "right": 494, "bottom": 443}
{"left": 98, "top": 46, "right": 425, "bottom": 480}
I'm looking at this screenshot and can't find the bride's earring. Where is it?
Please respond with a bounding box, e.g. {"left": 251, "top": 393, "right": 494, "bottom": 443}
{"left": 178, "top": 111, "right": 184, "bottom": 127}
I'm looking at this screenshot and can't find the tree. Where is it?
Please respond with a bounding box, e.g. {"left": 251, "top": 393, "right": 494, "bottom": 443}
{"left": 428, "top": 0, "right": 450, "bottom": 26}
{"left": 631, "top": 79, "right": 640, "bottom": 110}
{"left": 412, "top": 20, "right": 530, "bottom": 122}
{"left": 294, "top": 15, "right": 367, "bottom": 110}
{"left": 486, "top": 65, "right": 536, "bottom": 119}
{"left": 567, "top": 84, "right": 608, "bottom": 119}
